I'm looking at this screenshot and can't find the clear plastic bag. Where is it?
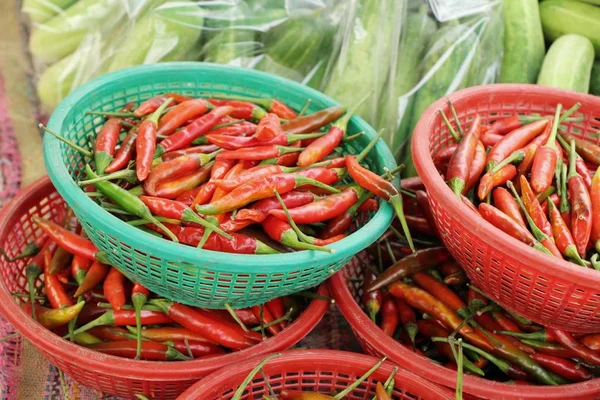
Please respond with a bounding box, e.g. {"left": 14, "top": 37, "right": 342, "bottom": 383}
{"left": 24, "top": 0, "right": 503, "bottom": 174}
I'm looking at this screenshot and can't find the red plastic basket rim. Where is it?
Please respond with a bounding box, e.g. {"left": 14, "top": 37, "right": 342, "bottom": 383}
{"left": 329, "top": 268, "right": 600, "bottom": 399}
{"left": 412, "top": 84, "right": 600, "bottom": 288}
{"left": 0, "top": 176, "right": 329, "bottom": 380}
{"left": 178, "top": 349, "right": 454, "bottom": 399}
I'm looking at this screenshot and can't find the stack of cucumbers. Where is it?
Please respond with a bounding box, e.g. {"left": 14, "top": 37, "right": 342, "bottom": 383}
{"left": 501, "top": 0, "right": 600, "bottom": 96}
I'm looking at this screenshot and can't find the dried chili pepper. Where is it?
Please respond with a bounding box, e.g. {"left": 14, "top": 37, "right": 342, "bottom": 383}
{"left": 446, "top": 115, "right": 482, "bottom": 196}
{"left": 487, "top": 119, "right": 549, "bottom": 169}
{"left": 32, "top": 216, "right": 98, "bottom": 260}
{"left": 195, "top": 174, "right": 338, "bottom": 215}
{"left": 157, "top": 98, "right": 209, "bottom": 136}
{"left": 22, "top": 301, "right": 84, "bottom": 330}
{"left": 135, "top": 99, "right": 173, "bottom": 181}
{"left": 150, "top": 300, "right": 261, "bottom": 350}
{"left": 87, "top": 340, "right": 187, "bottom": 361}
{"left": 567, "top": 140, "right": 593, "bottom": 257}
{"left": 282, "top": 105, "right": 346, "bottom": 134}
{"left": 493, "top": 187, "right": 526, "bottom": 228}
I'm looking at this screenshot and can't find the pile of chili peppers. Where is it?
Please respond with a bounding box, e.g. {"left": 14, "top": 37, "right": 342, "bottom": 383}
{"left": 436, "top": 102, "right": 600, "bottom": 269}
{"left": 231, "top": 354, "right": 395, "bottom": 400}
{"left": 4, "top": 209, "right": 318, "bottom": 361}
{"left": 360, "top": 176, "right": 600, "bottom": 386}
{"left": 43, "top": 92, "right": 415, "bottom": 255}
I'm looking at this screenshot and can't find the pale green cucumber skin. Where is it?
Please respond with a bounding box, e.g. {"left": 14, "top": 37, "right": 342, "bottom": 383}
{"left": 500, "top": 0, "right": 546, "bottom": 83}
{"left": 591, "top": 60, "right": 600, "bottom": 95}
{"left": 537, "top": 34, "right": 595, "bottom": 93}
{"left": 540, "top": 0, "right": 600, "bottom": 55}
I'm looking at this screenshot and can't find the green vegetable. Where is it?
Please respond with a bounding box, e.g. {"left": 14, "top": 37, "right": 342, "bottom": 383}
{"left": 29, "top": 0, "right": 126, "bottom": 63}
{"left": 378, "top": 5, "right": 437, "bottom": 154}
{"left": 500, "top": 0, "right": 545, "bottom": 83}
{"left": 403, "top": 20, "right": 481, "bottom": 176}
{"left": 540, "top": 0, "right": 600, "bottom": 55}
{"left": 465, "top": 6, "right": 504, "bottom": 87}
{"left": 108, "top": 0, "right": 202, "bottom": 72}
{"left": 591, "top": 60, "right": 600, "bottom": 96}
{"left": 537, "top": 34, "right": 595, "bottom": 93}
{"left": 22, "top": 0, "right": 78, "bottom": 23}
{"left": 202, "top": 29, "right": 260, "bottom": 65}
{"left": 324, "top": 0, "right": 402, "bottom": 126}
{"left": 560, "top": 0, "right": 600, "bottom": 6}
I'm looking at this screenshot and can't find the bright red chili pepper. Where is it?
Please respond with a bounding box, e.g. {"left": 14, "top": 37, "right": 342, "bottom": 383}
{"left": 207, "top": 120, "right": 257, "bottom": 137}
{"left": 464, "top": 141, "right": 486, "bottom": 194}
{"left": 32, "top": 216, "right": 98, "bottom": 260}
{"left": 191, "top": 159, "right": 236, "bottom": 207}
{"left": 144, "top": 152, "right": 218, "bottom": 195}
{"left": 481, "top": 132, "right": 503, "bottom": 147}
{"left": 208, "top": 100, "right": 267, "bottom": 120}
{"left": 235, "top": 191, "right": 316, "bottom": 224}
{"left": 266, "top": 297, "right": 287, "bottom": 329}
{"left": 150, "top": 300, "right": 261, "bottom": 350}
{"left": 433, "top": 145, "right": 457, "bottom": 169}
{"left": 493, "top": 187, "right": 526, "bottom": 228}
{"left": 560, "top": 132, "right": 600, "bottom": 166}
{"left": 321, "top": 192, "right": 372, "bottom": 239}
{"left": 491, "top": 311, "right": 522, "bottom": 333}
{"left": 195, "top": 174, "right": 337, "bottom": 215}
{"left": 357, "top": 198, "right": 378, "bottom": 213}
{"left": 446, "top": 115, "right": 482, "bottom": 196}
{"left": 380, "top": 294, "right": 399, "bottom": 337}
{"left": 216, "top": 144, "right": 302, "bottom": 161}
{"left": 171, "top": 225, "right": 278, "bottom": 254}
{"left": 94, "top": 117, "right": 122, "bottom": 175}
{"left": 417, "top": 319, "right": 463, "bottom": 362}
{"left": 591, "top": 167, "right": 600, "bottom": 253}
{"left": 395, "top": 297, "right": 418, "bottom": 344}
{"left": 520, "top": 176, "right": 561, "bottom": 256}
{"left": 549, "top": 328, "right": 600, "bottom": 367}
{"left": 269, "top": 187, "right": 359, "bottom": 224}
{"left": 154, "top": 163, "right": 214, "bottom": 199}
{"left": 214, "top": 165, "right": 298, "bottom": 192}
{"left": 104, "top": 127, "right": 138, "bottom": 174}
{"left": 488, "top": 115, "right": 522, "bottom": 136}
{"left": 73, "top": 260, "right": 109, "bottom": 297}
{"left": 22, "top": 301, "right": 84, "bottom": 330}
{"left": 263, "top": 215, "right": 330, "bottom": 252}
{"left": 251, "top": 304, "right": 281, "bottom": 336}
{"left": 175, "top": 186, "right": 203, "bottom": 206}
{"left": 87, "top": 340, "right": 187, "bottom": 361}
{"left": 71, "top": 254, "right": 92, "bottom": 285}
{"left": 346, "top": 155, "right": 414, "bottom": 252}
{"left": 254, "top": 113, "right": 283, "bottom": 142}
{"left": 104, "top": 267, "right": 126, "bottom": 311}
{"left": 477, "top": 164, "right": 517, "bottom": 200}
{"left": 530, "top": 113, "right": 560, "bottom": 194}
{"left": 530, "top": 353, "right": 592, "bottom": 382}
{"left": 282, "top": 105, "right": 346, "bottom": 134}
{"left": 43, "top": 248, "right": 73, "bottom": 309}
{"left": 157, "top": 98, "right": 209, "bottom": 136}
{"left": 487, "top": 119, "right": 549, "bottom": 169}
{"left": 157, "top": 106, "right": 234, "bottom": 154}
{"left": 161, "top": 144, "right": 220, "bottom": 162}
{"left": 548, "top": 200, "right": 585, "bottom": 264}
{"left": 211, "top": 95, "right": 297, "bottom": 119}
{"left": 74, "top": 309, "right": 174, "bottom": 335}
{"left": 567, "top": 141, "right": 593, "bottom": 257}
{"left": 134, "top": 93, "right": 191, "bottom": 117}
{"left": 170, "top": 340, "right": 225, "bottom": 358}
{"left": 362, "top": 271, "right": 382, "bottom": 321}
{"left": 521, "top": 339, "right": 575, "bottom": 358}
{"left": 206, "top": 131, "right": 320, "bottom": 150}
{"left": 478, "top": 203, "right": 537, "bottom": 247}
{"left": 135, "top": 99, "right": 173, "bottom": 181}
{"left": 87, "top": 326, "right": 129, "bottom": 342}
{"left": 130, "top": 326, "right": 213, "bottom": 344}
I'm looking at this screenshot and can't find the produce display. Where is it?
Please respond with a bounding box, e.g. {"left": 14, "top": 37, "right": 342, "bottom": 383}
{"left": 348, "top": 178, "right": 600, "bottom": 387}
{"left": 434, "top": 103, "right": 600, "bottom": 268}
{"left": 2, "top": 205, "right": 323, "bottom": 361}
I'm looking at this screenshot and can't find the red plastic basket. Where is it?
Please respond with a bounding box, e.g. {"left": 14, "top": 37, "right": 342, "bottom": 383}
{"left": 178, "top": 349, "right": 453, "bottom": 399}
{"left": 411, "top": 84, "right": 600, "bottom": 333}
{"left": 330, "top": 258, "right": 600, "bottom": 400}
{"left": 0, "top": 177, "right": 329, "bottom": 400}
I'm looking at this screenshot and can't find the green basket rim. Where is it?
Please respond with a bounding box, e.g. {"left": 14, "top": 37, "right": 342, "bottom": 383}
{"left": 44, "top": 62, "right": 395, "bottom": 273}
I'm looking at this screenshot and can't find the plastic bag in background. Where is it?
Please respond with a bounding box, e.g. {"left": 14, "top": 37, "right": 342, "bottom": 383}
{"left": 375, "top": 0, "right": 503, "bottom": 176}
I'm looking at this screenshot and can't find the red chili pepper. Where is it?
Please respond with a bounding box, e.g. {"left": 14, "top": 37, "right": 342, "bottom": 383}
{"left": 477, "top": 164, "right": 517, "bottom": 200}
{"left": 464, "top": 141, "right": 487, "bottom": 194}
{"left": 487, "top": 119, "right": 549, "bottom": 169}
{"left": 157, "top": 98, "right": 209, "bottom": 136}
{"left": 190, "top": 159, "right": 236, "bottom": 207}
{"left": 375, "top": 382, "right": 391, "bottom": 400}
{"left": 211, "top": 95, "right": 297, "bottom": 120}
{"left": 263, "top": 215, "right": 330, "bottom": 252}
{"left": 170, "top": 340, "right": 225, "bottom": 358}
{"left": 548, "top": 200, "right": 585, "bottom": 264}
{"left": 357, "top": 198, "right": 378, "bottom": 213}
{"left": 488, "top": 115, "right": 522, "bottom": 136}
{"left": 530, "top": 353, "right": 592, "bottom": 382}
{"left": 175, "top": 186, "right": 203, "bottom": 206}
{"left": 104, "top": 128, "right": 138, "bottom": 174}
{"left": 491, "top": 311, "right": 521, "bottom": 333}
{"left": 493, "top": 187, "right": 526, "bottom": 228}
{"left": 215, "top": 144, "right": 303, "bottom": 162}
{"left": 282, "top": 106, "right": 346, "bottom": 134}
{"left": 161, "top": 145, "right": 220, "bottom": 162}
{"left": 144, "top": 152, "right": 218, "bottom": 196}
{"left": 151, "top": 300, "right": 261, "bottom": 349}
{"left": 74, "top": 309, "right": 174, "bottom": 335}
{"left": 269, "top": 187, "right": 359, "bottom": 224}
{"left": 134, "top": 93, "right": 191, "bottom": 117}
{"left": 73, "top": 260, "right": 109, "bottom": 297}
{"left": 22, "top": 301, "right": 84, "bottom": 330}
{"left": 549, "top": 328, "right": 600, "bottom": 367}
{"left": 32, "top": 216, "right": 98, "bottom": 260}
{"left": 591, "top": 167, "right": 600, "bottom": 253}
{"left": 71, "top": 254, "right": 92, "bottom": 285}
{"left": 94, "top": 117, "right": 122, "bottom": 175}
{"left": 43, "top": 248, "right": 73, "bottom": 309}
{"left": 362, "top": 272, "right": 382, "bottom": 321}
{"left": 135, "top": 99, "right": 173, "bottom": 181}
{"left": 560, "top": 132, "right": 600, "bottom": 166}
{"left": 207, "top": 120, "right": 257, "bottom": 137}
{"left": 251, "top": 304, "right": 281, "bottom": 336}
{"left": 478, "top": 203, "right": 537, "bottom": 247}
{"left": 157, "top": 106, "right": 234, "bottom": 154}
{"left": 481, "top": 132, "right": 503, "bottom": 148}
{"left": 208, "top": 100, "right": 267, "bottom": 120}
{"left": 214, "top": 165, "right": 298, "bottom": 192}
{"left": 266, "top": 297, "right": 287, "bottom": 329}
{"left": 380, "top": 294, "right": 399, "bottom": 337}
{"left": 172, "top": 225, "right": 278, "bottom": 254}
{"left": 521, "top": 339, "right": 575, "bottom": 358}
{"left": 530, "top": 113, "right": 560, "bottom": 194}
{"left": 87, "top": 326, "right": 129, "bottom": 342}
{"left": 433, "top": 145, "right": 458, "bottom": 170}
{"left": 103, "top": 267, "right": 126, "bottom": 311}
{"left": 154, "top": 164, "right": 214, "bottom": 200}
{"left": 446, "top": 115, "right": 482, "bottom": 196}
{"left": 129, "top": 326, "right": 214, "bottom": 344}
{"left": 195, "top": 173, "right": 337, "bottom": 215}
{"left": 87, "top": 340, "right": 187, "bottom": 361}
{"left": 393, "top": 298, "right": 417, "bottom": 345}
{"left": 417, "top": 319, "right": 460, "bottom": 361}
{"left": 254, "top": 113, "right": 283, "bottom": 142}
{"left": 567, "top": 141, "right": 593, "bottom": 257}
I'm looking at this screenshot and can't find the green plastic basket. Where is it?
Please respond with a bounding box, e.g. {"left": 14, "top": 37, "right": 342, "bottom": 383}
{"left": 43, "top": 62, "right": 395, "bottom": 308}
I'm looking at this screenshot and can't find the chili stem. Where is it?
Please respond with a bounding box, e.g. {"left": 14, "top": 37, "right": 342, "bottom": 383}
{"left": 298, "top": 99, "right": 311, "bottom": 116}
{"left": 224, "top": 303, "right": 249, "bottom": 332}
{"left": 40, "top": 124, "right": 92, "bottom": 158}
{"left": 250, "top": 312, "right": 291, "bottom": 331}
{"left": 333, "top": 357, "right": 387, "bottom": 399}
{"left": 447, "top": 100, "right": 463, "bottom": 136}
{"left": 356, "top": 129, "right": 384, "bottom": 164}
{"left": 232, "top": 353, "right": 281, "bottom": 400}
{"left": 439, "top": 110, "right": 460, "bottom": 143}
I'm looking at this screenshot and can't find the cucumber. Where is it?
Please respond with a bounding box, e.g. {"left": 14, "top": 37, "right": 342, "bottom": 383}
{"left": 402, "top": 20, "right": 481, "bottom": 176}
{"left": 591, "top": 60, "right": 600, "bottom": 95}
{"left": 378, "top": 6, "right": 437, "bottom": 152}
{"left": 22, "top": 0, "right": 78, "bottom": 24}
{"left": 537, "top": 34, "right": 595, "bottom": 93}
{"left": 540, "top": 0, "right": 600, "bottom": 55}
{"left": 500, "top": 0, "right": 545, "bottom": 83}
{"left": 108, "top": 0, "right": 202, "bottom": 72}
{"left": 560, "top": 0, "right": 600, "bottom": 6}
{"left": 29, "top": 0, "right": 126, "bottom": 63}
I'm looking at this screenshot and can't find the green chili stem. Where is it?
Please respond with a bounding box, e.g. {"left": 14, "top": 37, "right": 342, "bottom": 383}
{"left": 40, "top": 124, "right": 92, "bottom": 158}
{"left": 439, "top": 110, "right": 460, "bottom": 143}
{"left": 224, "top": 303, "right": 249, "bottom": 332}
{"left": 334, "top": 357, "right": 387, "bottom": 399}
{"left": 232, "top": 354, "right": 281, "bottom": 400}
